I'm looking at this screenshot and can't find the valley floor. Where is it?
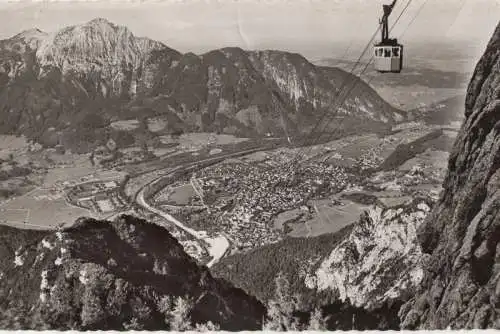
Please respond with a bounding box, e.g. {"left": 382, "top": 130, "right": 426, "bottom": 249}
{"left": 0, "top": 120, "right": 457, "bottom": 266}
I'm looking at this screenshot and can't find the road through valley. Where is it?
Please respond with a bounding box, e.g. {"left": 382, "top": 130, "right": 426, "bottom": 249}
{"left": 133, "top": 147, "right": 271, "bottom": 267}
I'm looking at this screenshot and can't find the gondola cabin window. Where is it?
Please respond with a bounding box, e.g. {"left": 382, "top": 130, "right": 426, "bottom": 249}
{"left": 374, "top": 45, "right": 403, "bottom": 73}
{"left": 373, "top": 1, "right": 404, "bottom": 73}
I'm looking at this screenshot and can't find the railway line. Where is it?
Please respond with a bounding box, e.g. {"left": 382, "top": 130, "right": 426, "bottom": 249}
{"left": 132, "top": 145, "right": 278, "bottom": 267}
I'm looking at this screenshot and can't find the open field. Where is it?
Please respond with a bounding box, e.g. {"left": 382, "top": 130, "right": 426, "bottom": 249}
{"left": 289, "top": 199, "right": 369, "bottom": 238}
{"left": 0, "top": 188, "right": 93, "bottom": 229}
{"left": 316, "top": 126, "right": 437, "bottom": 170}
{"left": 0, "top": 135, "right": 30, "bottom": 160}
{"left": 273, "top": 208, "right": 304, "bottom": 231}
{"left": 152, "top": 147, "right": 177, "bottom": 157}
{"left": 159, "top": 133, "right": 249, "bottom": 152}
{"left": 374, "top": 85, "right": 464, "bottom": 111}
{"left": 377, "top": 195, "right": 413, "bottom": 207}
{"left": 242, "top": 151, "right": 269, "bottom": 161}
{"left": 44, "top": 166, "right": 126, "bottom": 188}
{"left": 379, "top": 129, "right": 454, "bottom": 171}
{"left": 110, "top": 119, "right": 140, "bottom": 131}
{"left": 399, "top": 149, "right": 450, "bottom": 174}
{"left": 0, "top": 135, "right": 29, "bottom": 150}
{"left": 168, "top": 184, "right": 196, "bottom": 206}
{"left": 0, "top": 208, "right": 29, "bottom": 222}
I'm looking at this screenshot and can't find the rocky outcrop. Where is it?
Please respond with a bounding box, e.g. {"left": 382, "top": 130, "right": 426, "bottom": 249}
{"left": 0, "top": 215, "right": 265, "bottom": 330}
{"left": 304, "top": 199, "right": 431, "bottom": 310}
{"left": 399, "top": 22, "right": 500, "bottom": 329}
{"left": 212, "top": 197, "right": 436, "bottom": 324}
{"left": 36, "top": 18, "right": 175, "bottom": 97}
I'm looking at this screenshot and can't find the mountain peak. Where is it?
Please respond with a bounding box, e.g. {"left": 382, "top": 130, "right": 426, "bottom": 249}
{"left": 7, "top": 28, "right": 47, "bottom": 50}
{"left": 82, "top": 17, "right": 121, "bottom": 32}
{"left": 35, "top": 17, "right": 163, "bottom": 72}
{"left": 13, "top": 28, "right": 46, "bottom": 38}
{"left": 87, "top": 17, "right": 114, "bottom": 25}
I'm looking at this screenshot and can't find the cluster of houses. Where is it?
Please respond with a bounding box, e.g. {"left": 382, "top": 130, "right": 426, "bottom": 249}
{"left": 194, "top": 160, "right": 350, "bottom": 251}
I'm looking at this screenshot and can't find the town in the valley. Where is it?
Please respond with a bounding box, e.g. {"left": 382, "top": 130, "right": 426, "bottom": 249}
{"left": 0, "top": 120, "right": 454, "bottom": 264}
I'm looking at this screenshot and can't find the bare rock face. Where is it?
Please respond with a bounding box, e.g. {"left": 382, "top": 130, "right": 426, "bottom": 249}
{"left": 0, "top": 29, "right": 46, "bottom": 82}
{"left": 304, "top": 199, "right": 431, "bottom": 310}
{"left": 36, "top": 18, "right": 170, "bottom": 97}
{"left": 399, "top": 22, "right": 500, "bottom": 329}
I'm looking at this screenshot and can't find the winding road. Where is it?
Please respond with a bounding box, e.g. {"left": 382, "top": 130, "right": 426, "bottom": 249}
{"left": 133, "top": 147, "right": 272, "bottom": 267}
{"left": 136, "top": 187, "right": 229, "bottom": 267}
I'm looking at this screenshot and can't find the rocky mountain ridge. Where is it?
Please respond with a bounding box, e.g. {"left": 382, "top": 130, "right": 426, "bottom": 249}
{"left": 0, "top": 18, "right": 402, "bottom": 153}
{"left": 399, "top": 22, "right": 500, "bottom": 329}
{"left": 304, "top": 200, "right": 431, "bottom": 310}
{"left": 36, "top": 18, "right": 175, "bottom": 97}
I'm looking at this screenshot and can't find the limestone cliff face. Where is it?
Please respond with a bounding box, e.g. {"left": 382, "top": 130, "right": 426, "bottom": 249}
{"left": 36, "top": 18, "right": 173, "bottom": 97}
{"left": 304, "top": 200, "right": 430, "bottom": 310}
{"left": 0, "top": 29, "right": 46, "bottom": 82}
{"left": 399, "top": 22, "right": 500, "bottom": 329}
{"left": 248, "top": 50, "right": 401, "bottom": 123}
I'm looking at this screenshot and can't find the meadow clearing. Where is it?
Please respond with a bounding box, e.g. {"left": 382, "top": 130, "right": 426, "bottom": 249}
{"left": 1, "top": 188, "right": 93, "bottom": 229}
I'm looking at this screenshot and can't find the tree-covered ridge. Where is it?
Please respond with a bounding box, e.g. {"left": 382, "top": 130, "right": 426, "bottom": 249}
{"left": 0, "top": 216, "right": 265, "bottom": 330}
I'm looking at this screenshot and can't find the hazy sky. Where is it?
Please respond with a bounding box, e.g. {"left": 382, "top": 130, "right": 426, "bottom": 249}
{"left": 0, "top": 0, "right": 499, "bottom": 61}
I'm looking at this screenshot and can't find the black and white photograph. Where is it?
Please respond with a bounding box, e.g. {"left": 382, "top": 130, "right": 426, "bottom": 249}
{"left": 0, "top": 0, "right": 499, "bottom": 330}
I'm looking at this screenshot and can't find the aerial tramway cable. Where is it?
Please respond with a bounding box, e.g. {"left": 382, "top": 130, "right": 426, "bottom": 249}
{"left": 400, "top": 0, "right": 429, "bottom": 37}
{"left": 275, "top": 0, "right": 424, "bottom": 229}
{"left": 278, "top": 25, "right": 383, "bottom": 172}
{"left": 358, "top": 0, "right": 431, "bottom": 87}
{"left": 358, "top": 0, "right": 466, "bottom": 111}
{"left": 279, "top": 3, "right": 403, "bottom": 173}
{"left": 258, "top": 18, "right": 383, "bottom": 173}
{"left": 313, "top": 0, "right": 423, "bottom": 148}
{"left": 287, "top": 0, "right": 416, "bottom": 165}
{"left": 316, "top": 0, "right": 463, "bottom": 152}
{"left": 301, "top": 26, "right": 382, "bottom": 146}
{"left": 284, "top": 0, "right": 417, "bottom": 171}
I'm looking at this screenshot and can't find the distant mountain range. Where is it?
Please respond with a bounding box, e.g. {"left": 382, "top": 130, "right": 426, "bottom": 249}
{"left": 0, "top": 18, "right": 403, "bottom": 153}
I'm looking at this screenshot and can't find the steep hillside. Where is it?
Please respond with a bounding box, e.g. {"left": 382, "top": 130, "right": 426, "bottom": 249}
{"left": 213, "top": 198, "right": 433, "bottom": 323}
{"left": 0, "top": 18, "right": 402, "bottom": 153}
{"left": 399, "top": 22, "right": 500, "bottom": 329}
{"left": 0, "top": 215, "right": 265, "bottom": 330}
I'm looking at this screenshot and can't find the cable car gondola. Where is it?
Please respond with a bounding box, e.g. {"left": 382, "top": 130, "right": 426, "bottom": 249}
{"left": 374, "top": 0, "right": 403, "bottom": 73}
